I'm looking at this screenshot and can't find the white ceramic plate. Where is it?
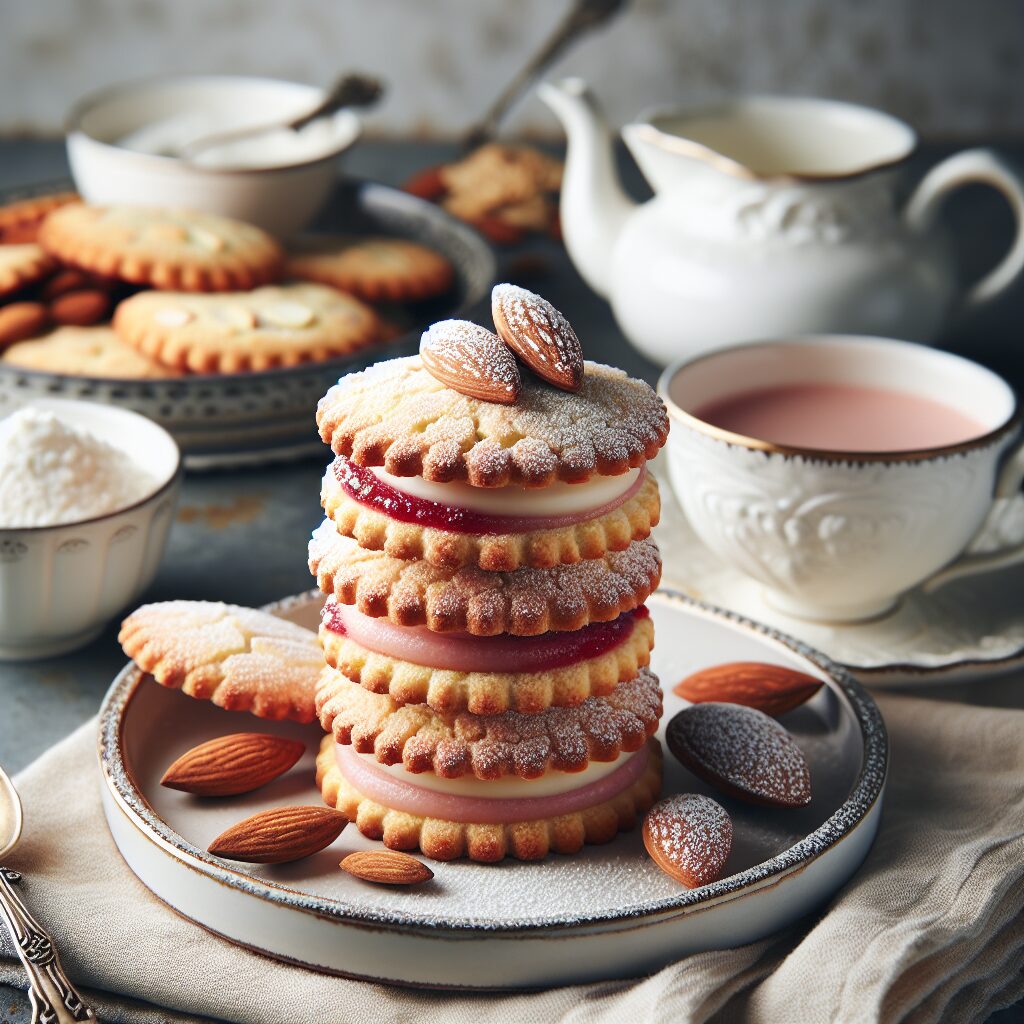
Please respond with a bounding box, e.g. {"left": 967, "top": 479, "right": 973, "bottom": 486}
{"left": 0, "top": 179, "right": 496, "bottom": 470}
{"left": 97, "top": 589, "right": 887, "bottom": 989}
{"left": 655, "top": 466, "right": 1024, "bottom": 687}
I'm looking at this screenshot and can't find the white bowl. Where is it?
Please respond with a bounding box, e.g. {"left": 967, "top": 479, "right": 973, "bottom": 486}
{"left": 0, "top": 399, "right": 182, "bottom": 660}
{"left": 66, "top": 75, "right": 362, "bottom": 236}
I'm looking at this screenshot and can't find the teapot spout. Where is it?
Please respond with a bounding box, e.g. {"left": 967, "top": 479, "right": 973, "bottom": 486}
{"left": 539, "top": 78, "right": 636, "bottom": 300}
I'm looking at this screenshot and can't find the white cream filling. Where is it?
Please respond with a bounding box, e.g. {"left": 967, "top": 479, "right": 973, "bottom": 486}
{"left": 361, "top": 465, "right": 642, "bottom": 517}
{"left": 351, "top": 747, "right": 637, "bottom": 799}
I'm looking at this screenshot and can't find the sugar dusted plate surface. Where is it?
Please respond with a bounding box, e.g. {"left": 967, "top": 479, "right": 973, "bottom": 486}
{"left": 99, "top": 589, "right": 885, "bottom": 986}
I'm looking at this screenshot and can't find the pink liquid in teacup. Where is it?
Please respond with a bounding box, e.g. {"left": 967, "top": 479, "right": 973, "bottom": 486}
{"left": 692, "top": 383, "right": 988, "bottom": 452}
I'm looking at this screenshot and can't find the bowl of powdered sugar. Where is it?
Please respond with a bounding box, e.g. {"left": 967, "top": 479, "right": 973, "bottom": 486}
{"left": 0, "top": 398, "right": 181, "bottom": 659}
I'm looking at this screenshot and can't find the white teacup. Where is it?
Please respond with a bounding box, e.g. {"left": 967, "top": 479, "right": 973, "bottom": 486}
{"left": 658, "top": 336, "right": 1024, "bottom": 622}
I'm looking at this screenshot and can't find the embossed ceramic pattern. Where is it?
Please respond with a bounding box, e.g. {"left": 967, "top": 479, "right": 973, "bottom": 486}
{"left": 541, "top": 80, "right": 1024, "bottom": 364}
{"left": 0, "top": 180, "right": 496, "bottom": 470}
{"left": 660, "top": 337, "right": 1024, "bottom": 622}
{"left": 0, "top": 398, "right": 181, "bottom": 661}
{"left": 655, "top": 468, "right": 1024, "bottom": 685}
{"left": 97, "top": 590, "right": 887, "bottom": 989}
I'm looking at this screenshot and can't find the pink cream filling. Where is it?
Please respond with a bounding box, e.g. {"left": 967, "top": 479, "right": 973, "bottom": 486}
{"left": 335, "top": 741, "right": 652, "bottom": 824}
{"left": 333, "top": 457, "right": 646, "bottom": 534}
{"left": 322, "top": 600, "right": 648, "bottom": 673}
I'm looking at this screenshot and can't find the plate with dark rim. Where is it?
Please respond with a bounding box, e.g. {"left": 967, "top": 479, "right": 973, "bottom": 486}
{"left": 97, "top": 588, "right": 887, "bottom": 989}
{"left": 0, "top": 178, "right": 496, "bottom": 469}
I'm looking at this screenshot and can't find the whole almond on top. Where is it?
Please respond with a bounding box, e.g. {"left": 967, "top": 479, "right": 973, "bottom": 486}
{"left": 208, "top": 806, "right": 347, "bottom": 864}
{"left": 491, "top": 283, "right": 583, "bottom": 392}
{"left": 674, "top": 662, "right": 823, "bottom": 717}
{"left": 49, "top": 288, "right": 110, "bottom": 326}
{"left": 420, "top": 319, "right": 521, "bottom": 404}
{"left": 341, "top": 850, "right": 434, "bottom": 886}
{"left": 0, "top": 302, "right": 49, "bottom": 346}
{"left": 161, "top": 733, "right": 305, "bottom": 797}
{"left": 643, "top": 794, "right": 732, "bottom": 888}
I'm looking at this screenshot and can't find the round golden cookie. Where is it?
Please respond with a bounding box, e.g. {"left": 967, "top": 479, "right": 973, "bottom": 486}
{"left": 38, "top": 204, "right": 284, "bottom": 292}
{"left": 119, "top": 601, "right": 322, "bottom": 722}
{"left": 113, "top": 283, "right": 381, "bottom": 373}
{"left": 0, "top": 244, "right": 55, "bottom": 296}
{"left": 321, "top": 458, "right": 661, "bottom": 571}
{"left": 308, "top": 521, "right": 662, "bottom": 636}
{"left": 2, "top": 326, "right": 181, "bottom": 379}
{"left": 317, "top": 356, "right": 669, "bottom": 487}
{"left": 317, "top": 665, "right": 662, "bottom": 778}
{"left": 287, "top": 236, "right": 454, "bottom": 303}
{"left": 319, "top": 605, "right": 655, "bottom": 715}
{"left": 316, "top": 735, "right": 662, "bottom": 862}
{"left": 0, "top": 192, "right": 79, "bottom": 243}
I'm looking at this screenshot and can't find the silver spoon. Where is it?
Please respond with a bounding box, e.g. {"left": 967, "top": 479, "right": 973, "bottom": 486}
{"left": 461, "top": 0, "right": 628, "bottom": 151}
{"left": 179, "top": 72, "right": 385, "bottom": 162}
{"left": 0, "top": 766, "right": 95, "bottom": 1023}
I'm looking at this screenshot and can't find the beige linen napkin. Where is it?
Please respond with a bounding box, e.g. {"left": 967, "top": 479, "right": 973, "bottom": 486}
{"left": 1, "top": 694, "right": 1022, "bottom": 1024}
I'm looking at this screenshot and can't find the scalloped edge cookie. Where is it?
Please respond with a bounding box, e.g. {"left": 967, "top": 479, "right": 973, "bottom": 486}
{"left": 0, "top": 244, "right": 55, "bottom": 296}
{"left": 0, "top": 192, "right": 79, "bottom": 243}
{"left": 308, "top": 522, "right": 662, "bottom": 636}
{"left": 315, "top": 666, "right": 662, "bottom": 779}
{"left": 318, "top": 611, "right": 655, "bottom": 715}
{"left": 322, "top": 463, "right": 661, "bottom": 571}
{"left": 38, "top": 204, "right": 284, "bottom": 292}
{"left": 119, "top": 600, "right": 322, "bottom": 722}
{"left": 316, "top": 356, "right": 669, "bottom": 487}
{"left": 316, "top": 736, "right": 662, "bottom": 862}
{"left": 286, "top": 236, "right": 454, "bottom": 302}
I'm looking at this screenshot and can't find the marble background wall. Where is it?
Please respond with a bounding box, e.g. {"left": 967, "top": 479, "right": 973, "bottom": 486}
{"left": 3, "top": 0, "right": 1021, "bottom": 139}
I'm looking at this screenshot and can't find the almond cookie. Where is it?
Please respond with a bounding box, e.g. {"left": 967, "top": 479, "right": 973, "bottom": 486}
{"left": 287, "top": 236, "right": 454, "bottom": 302}
{"left": 3, "top": 326, "right": 181, "bottom": 379}
{"left": 316, "top": 734, "right": 662, "bottom": 862}
{"left": 0, "top": 244, "right": 55, "bottom": 297}
{"left": 38, "top": 204, "right": 284, "bottom": 292}
{"left": 321, "top": 457, "right": 661, "bottom": 571}
{"left": 308, "top": 521, "right": 662, "bottom": 635}
{"left": 113, "top": 283, "right": 381, "bottom": 373}
{"left": 119, "top": 601, "right": 322, "bottom": 722}
{"left": 317, "top": 665, "right": 662, "bottom": 779}
{"left": 317, "top": 356, "right": 669, "bottom": 486}
{"left": 0, "top": 192, "right": 78, "bottom": 243}
{"left": 319, "top": 598, "right": 654, "bottom": 714}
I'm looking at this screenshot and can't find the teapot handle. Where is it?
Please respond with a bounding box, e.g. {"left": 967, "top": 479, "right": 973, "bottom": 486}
{"left": 904, "top": 148, "right": 1024, "bottom": 310}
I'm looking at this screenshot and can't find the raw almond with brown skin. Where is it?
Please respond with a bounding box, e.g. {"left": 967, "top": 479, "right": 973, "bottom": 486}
{"left": 420, "top": 319, "right": 521, "bottom": 404}
{"left": 643, "top": 794, "right": 732, "bottom": 888}
{"left": 674, "top": 662, "right": 822, "bottom": 717}
{"left": 161, "top": 733, "right": 305, "bottom": 797}
{"left": 0, "top": 302, "right": 49, "bottom": 346}
{"left": 340, "top": 850, "right": 434, "bottom": 886}
{"left": 208, "top": 806, "right": 347, "bottom": 864}
{"left": 491, "top": 283, "right": 583, "bottom": 391}
{"left": 49, "top": 288, "right": 110, "bottom": 326}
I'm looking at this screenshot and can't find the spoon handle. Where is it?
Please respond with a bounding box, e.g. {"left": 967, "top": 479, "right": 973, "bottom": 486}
{"left": 0, "top": 867, "right": 95, "bottom": 1023}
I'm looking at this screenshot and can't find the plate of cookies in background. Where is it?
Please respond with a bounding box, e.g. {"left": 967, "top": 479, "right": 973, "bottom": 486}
{"left": 0, "top": 179, "right": 495, "bottom": 467}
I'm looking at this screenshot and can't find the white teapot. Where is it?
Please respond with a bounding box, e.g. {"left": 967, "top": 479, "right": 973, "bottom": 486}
{"left": 539, "top": 78, "right": 1024, "bottom": 365}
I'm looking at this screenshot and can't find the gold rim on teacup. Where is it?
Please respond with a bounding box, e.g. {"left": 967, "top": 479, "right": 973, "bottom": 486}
{"left": 657, "top": 335, "right": 1021, "bottom": 464}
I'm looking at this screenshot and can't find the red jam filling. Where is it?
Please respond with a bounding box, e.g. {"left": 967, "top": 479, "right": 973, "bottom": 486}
{"left": 332, "top": 457, "right": 643, "bottom": 535}
{"left": 322, "top": 600, "right": 649, "bottom": 674}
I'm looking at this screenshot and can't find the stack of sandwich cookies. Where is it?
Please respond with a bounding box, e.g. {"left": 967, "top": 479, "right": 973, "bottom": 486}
{"left": 311, "top": 285, "right": 670, "bottom": 862}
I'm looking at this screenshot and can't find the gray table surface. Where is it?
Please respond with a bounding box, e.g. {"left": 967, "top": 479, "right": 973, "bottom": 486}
{"left": 0, "top": 138, "right": 1022, "bottom": 1024}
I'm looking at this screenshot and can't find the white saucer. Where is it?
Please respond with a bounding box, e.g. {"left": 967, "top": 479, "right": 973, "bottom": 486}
{"left": 656, "top": 471, "right": 1024, "bottom": 687}
{"left": 97, "top": 590, "right": 886, "bottom": 990}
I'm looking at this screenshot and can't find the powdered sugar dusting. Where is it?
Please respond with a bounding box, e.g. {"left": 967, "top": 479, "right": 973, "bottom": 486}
{"left": 644, "top": 794, "right": 732, "bottom": 887}
{"left": 420, "top": 320, "right": 520, "bottom": 400}
{"left": 319, "top": 667, "right": 663, "bottom": 779}
{"left": 667, "top": 703, "right": 812, "bottom": 807}
{"left": 491, "top": 283, "right": 582, "bottom": 388}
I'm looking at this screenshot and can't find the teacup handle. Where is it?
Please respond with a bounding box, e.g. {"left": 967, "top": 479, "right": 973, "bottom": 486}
{"left": 922, "top": 434, "right": 1024, "bottom": 593}
{"left": 905, "top": 148, "right": 1024, "bottom": 309}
